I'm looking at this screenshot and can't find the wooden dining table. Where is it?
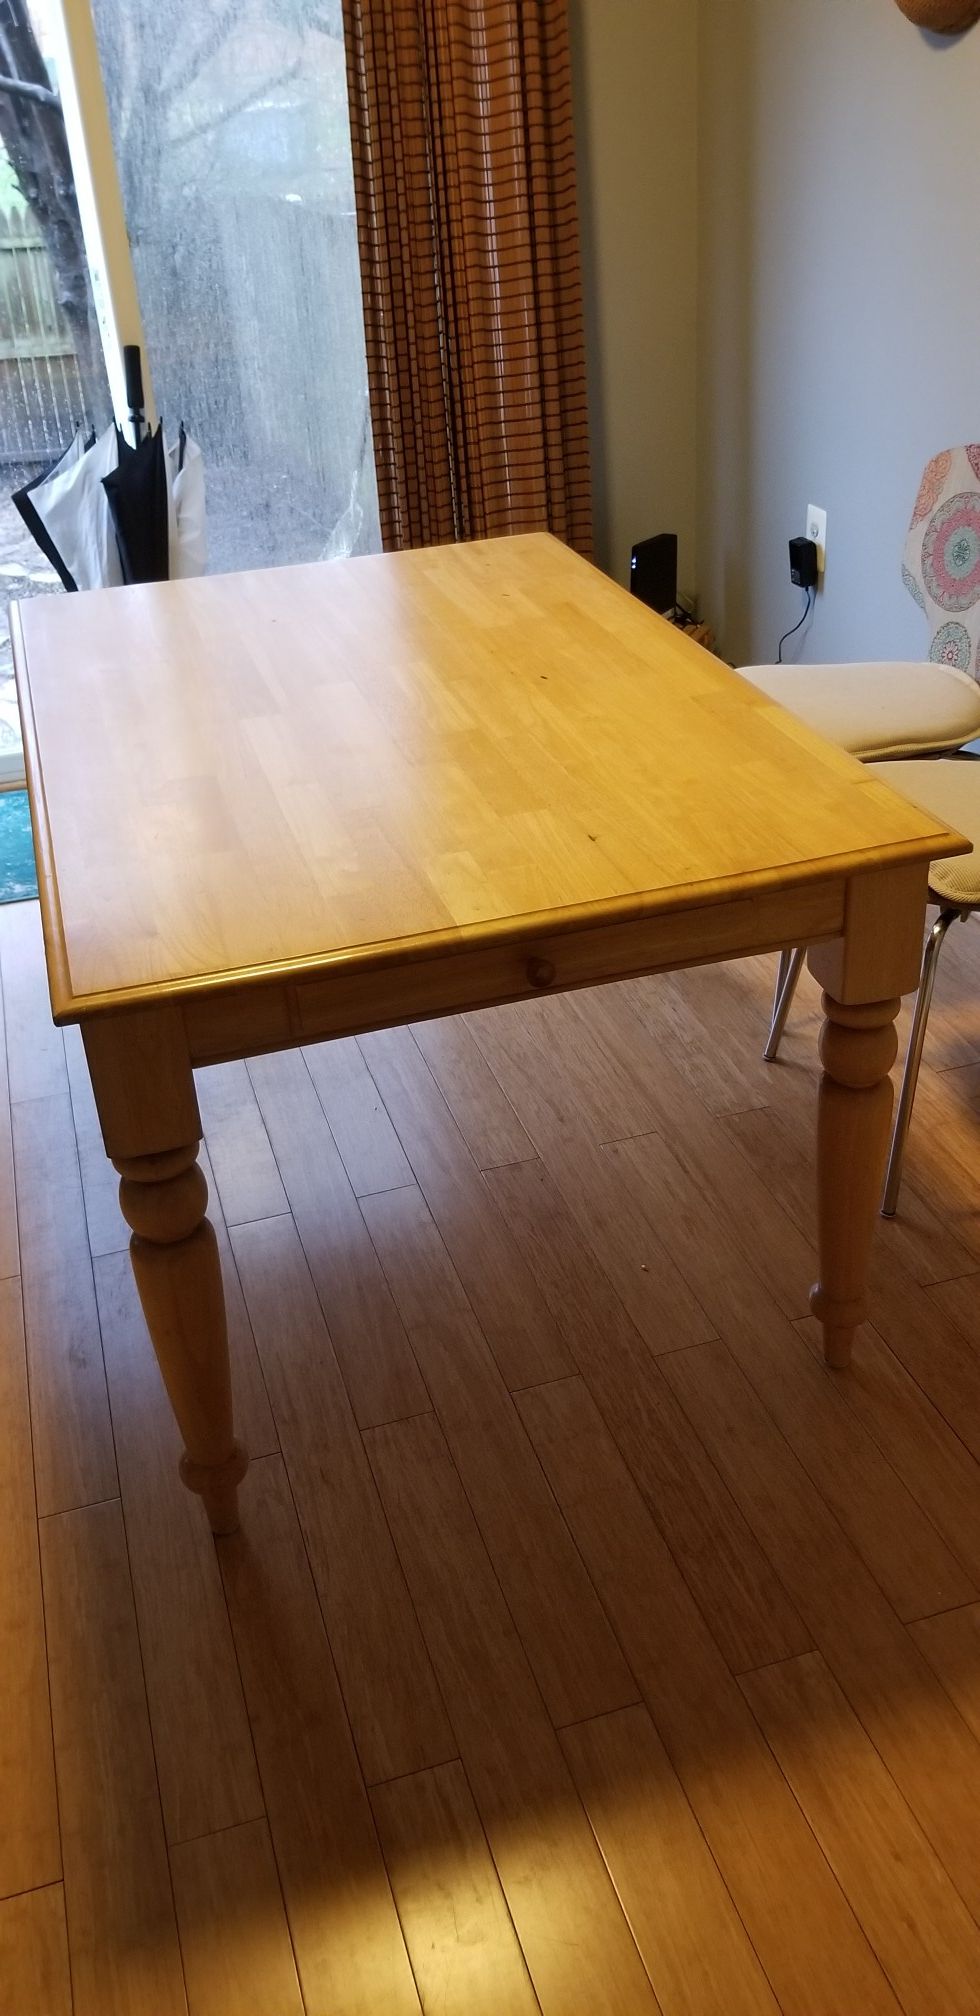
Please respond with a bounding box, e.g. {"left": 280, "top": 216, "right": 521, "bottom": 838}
{"left": 12, "top": 533, "right": 967, "bottom": 1536}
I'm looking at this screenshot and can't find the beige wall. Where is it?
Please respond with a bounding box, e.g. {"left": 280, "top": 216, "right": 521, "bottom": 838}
{"left": 571, "top": 0, "right": 698, "bottom": 596}
{"left": 698, "top": 0, "right": 980, "bottom": 667}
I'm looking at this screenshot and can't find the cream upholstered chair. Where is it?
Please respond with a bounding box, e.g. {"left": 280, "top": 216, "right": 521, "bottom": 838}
{"left": 750, "top": 446, "right": 980, "bottom": 1065}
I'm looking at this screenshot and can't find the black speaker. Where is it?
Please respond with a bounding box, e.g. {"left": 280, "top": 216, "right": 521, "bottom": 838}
{"left": 630, "top": 533, "right": 678, "bottom": 616}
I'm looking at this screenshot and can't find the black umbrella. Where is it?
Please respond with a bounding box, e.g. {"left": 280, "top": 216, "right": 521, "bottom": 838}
{"left": 101, "top": 422, "right": 170, "bottom": 586}
{"left": 10, "top": 405, "right": 206, "bottom": 590}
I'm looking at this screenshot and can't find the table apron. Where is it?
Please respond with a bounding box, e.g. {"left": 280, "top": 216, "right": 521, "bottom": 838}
{"left": 179, "top": 876, "right": 847, "bottom": 1068}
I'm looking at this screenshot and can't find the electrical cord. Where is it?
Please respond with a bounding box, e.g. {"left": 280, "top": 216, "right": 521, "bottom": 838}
{"left": 777, "top": 587, "right": 815, "bottom": 663}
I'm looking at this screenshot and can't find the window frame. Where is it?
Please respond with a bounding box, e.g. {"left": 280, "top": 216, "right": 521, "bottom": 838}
{"left": 50, "top": 0, "right": 157, "bottom": 439}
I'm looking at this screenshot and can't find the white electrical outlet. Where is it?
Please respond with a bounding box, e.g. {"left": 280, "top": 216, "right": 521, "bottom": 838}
{"left": 806, "top": 504, "right": 827, "bottom": 577}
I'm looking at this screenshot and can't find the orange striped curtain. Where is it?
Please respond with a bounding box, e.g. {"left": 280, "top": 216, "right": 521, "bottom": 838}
{"left": 341, "top": 0, "right": 593, "bottom": 556}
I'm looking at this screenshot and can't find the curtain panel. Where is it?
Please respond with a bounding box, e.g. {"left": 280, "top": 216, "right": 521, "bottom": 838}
{"left": 342, "top": 0, "right": 593, "bottom": 556}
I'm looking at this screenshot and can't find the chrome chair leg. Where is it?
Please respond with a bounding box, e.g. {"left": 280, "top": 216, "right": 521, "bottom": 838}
{"left": 767, "top": 949, "right": 790, "bottom": 1043}
{"left": 764, "top": 946, "right": 806, "bottom": 1062}
{"left": 881, "top": 906, "right": 961, "bottom": 1219}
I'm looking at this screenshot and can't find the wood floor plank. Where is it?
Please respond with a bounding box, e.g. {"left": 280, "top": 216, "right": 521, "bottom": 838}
{"left": 371, "top": 1761, "right": 541, "bottom": 2016}
{"left": 231, "top": 1213, "right": 453, "bottom": 1783}
{"left": 0, "top": 899, "right": 66, "bottom": 1105}
{"left": 663, "top": 1341, "right": 980, "bottom": 1923}
{"left": 897, "top": 1062, "right": 980, "bottom": 1261}
{"left": 362, "top": 1183, "right": 637, "bottom": 1726}
{"left": 529, "top": 988, "right": 670, "bottom": 1143}
{"left": 923, "top": 998, "right": 980, "bottom": 1069}
{"left": 929, "top": 1269, "right": 980, "bottom": 1356}
{"left": 942, "top": 1057, "right": 980, "bottom": 1109}
{"left": 359, "top": 1024, "right": 571, "bottom": 1389}
{"left": 724, "top": 1095, "right": 977, "bottom": 1297}
{"left": 0, "top": 1274, "right": 60, "bottom": 1898}
{"left": 486, "top": 1155, "right": 808, "bottom": 1673}
{"left": 63, "top": 1021, "right": 128, "bottom": 1257}
{"left": 561, "top": 1705, "right": 778, "bottom": 2016}
{"left": 248, "top": 1047, "right": 429, "bottom": 1427}
{"left": 195, "top": 1060, "right": 289, "bottom": 1227}
{"left": 410, "top": 1016, "right": 535, "bottom": 1169}
{"left": 910, "top": 1603, "right": 980, "bottom": 1747}
{"left": 516, "top": 1374, "right": 900, "bottom": 2016}
{"left": 852, "top": 1265, "right": 980, "bottom": 1473}
{"left": 624, "top": 962, "right": 784, "bottom": 1118}
{"left": 795, "top": 1313, "right": 980, "bottom": 1590}
{"left": 219, "top": 1456, "right": 421, "bottom": 2016}
{"left": 766, "top": 1231, "right": 980, "bottom": 1485}
{"left": 40, "top": 1499, "right": 186, "bottom": 2016}
{"left": 467, "top": 1003, "right": 715, "bottom": 1354}
{"left": 171, "top": 1818, "right": 303, "bottom": 2016}
{"left": 13, "top": 1090, "right": 116, "bottom": 1515}
{"left": 915, "top": 914, "right": 980, "bottom": 1069}
{"left": 303, "top": 1033, "right": 414, "bottom": 1196}
{"left": 573, "top": 962, "right": 801, "bottom": 1155}
{"left": 609, "top": 1131, "right": 975, "bottom": 1623}
{"left": 562, "top": 980, "right": 816, "bottom": 1318}
{"left": 561, "top": 980, "right": 697, "bottom": 1136}
{"left": 95, "top": 1250, "right": 263, "bottom": 1844}
{"left": 0, "top": 1885, "right": 72, "bottom": 2016}
{"left": 199, "top": 1148, "right": 280, "bottom": 1460}
{"left": 364, "top": 1409, "right": 661, "bottom": 2016}
{"left": 868, "top": 1048, "right": 980, "bottom": 1267}
{"left": 741, "top": 1650, "right": 980, "bottom": 2016}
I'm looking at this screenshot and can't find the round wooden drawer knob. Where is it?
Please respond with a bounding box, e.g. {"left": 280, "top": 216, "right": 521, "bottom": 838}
{"left": 527, "top": 956, "right": 557, "bottom": 990}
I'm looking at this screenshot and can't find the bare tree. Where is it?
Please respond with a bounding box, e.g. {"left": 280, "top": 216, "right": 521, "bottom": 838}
{"left": 1, "top": 0, "right": 345, "bottom": 436}
{"left": 91, "top": 0, "right": 342, "bottom": 233}
{"left": 2, "top": 0, "right": 363, "bottom": 553}
{"left": 1, "top": 0, "right": 344, "bottom": 320}
{"left": 0, "top": 0, "right": 93, "bottom": 365}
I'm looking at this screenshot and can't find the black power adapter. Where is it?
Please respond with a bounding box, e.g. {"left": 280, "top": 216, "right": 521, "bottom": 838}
{"left": 789, "top": 535, "right": 819, "bottom": 591}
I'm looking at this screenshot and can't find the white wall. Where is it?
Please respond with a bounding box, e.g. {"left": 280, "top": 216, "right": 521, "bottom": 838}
{"left": 570, "top": 0, "right": 698, "bottom": 596}
{"left": 698, "top": 0, "right": 980, "bottom": 667}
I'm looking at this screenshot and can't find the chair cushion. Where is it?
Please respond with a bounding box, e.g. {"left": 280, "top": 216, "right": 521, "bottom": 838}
{"left": 874, "top": 758, "right": 980, "bottom": 908}
{"left": 740, "top": 660, "right": 980, "bottom": 759}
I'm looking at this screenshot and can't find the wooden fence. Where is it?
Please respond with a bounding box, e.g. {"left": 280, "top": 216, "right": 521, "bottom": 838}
{"left": 0, "top": 203, "right": 86, "bottom": 467}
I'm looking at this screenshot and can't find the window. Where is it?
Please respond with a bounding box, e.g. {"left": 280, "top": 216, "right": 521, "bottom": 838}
{"left": 0, "top": 0, "right": 379, "bottom": 780}
{"left": 88, "top": 0, "right": 381, "bottom": 572}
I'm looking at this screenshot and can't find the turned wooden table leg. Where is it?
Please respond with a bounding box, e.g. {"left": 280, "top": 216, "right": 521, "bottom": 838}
{"left": 115, "top": 1143, "right": 248, "bottom": 1533}
{"left": 807, "top": 863, "right": 929, "bottom": 1371}
{"left": 83, "top": 1006, "right": 249, "bottom": 1534}
{"left": 809, "top": 994, "right": 901, "bottom": 1369}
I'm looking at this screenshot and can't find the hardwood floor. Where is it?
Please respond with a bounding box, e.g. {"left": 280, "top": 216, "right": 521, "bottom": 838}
{"left": 2, "top": 897, "right": 980, "bottom": 2016}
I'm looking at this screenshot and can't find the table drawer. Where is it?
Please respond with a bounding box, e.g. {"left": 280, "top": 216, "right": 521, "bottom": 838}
{"left": 182, "top": 877, "right": 845, "bottom": 1066}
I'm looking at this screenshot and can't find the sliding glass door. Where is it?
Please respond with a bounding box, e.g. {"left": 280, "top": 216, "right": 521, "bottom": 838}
{"left": 86, "top": 0, "right": 380, "bottom": 571}
{"left": 4, "top": 0, "right": 380, "bottom": 579}
{"left": 85, "top": 0, "right": 380, "bottom": 570}
{"left": 0, "top": 0, "right": 112, "bottom": 780}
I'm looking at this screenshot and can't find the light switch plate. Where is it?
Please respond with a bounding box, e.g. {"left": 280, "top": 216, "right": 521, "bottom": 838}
{"left": 806, "top": 505, "right": 827, "bottom": 576}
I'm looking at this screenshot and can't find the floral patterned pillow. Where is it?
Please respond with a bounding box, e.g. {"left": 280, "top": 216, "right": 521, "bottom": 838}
{"left": 903, "top": 446, "right": 980, "bottom": 678}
